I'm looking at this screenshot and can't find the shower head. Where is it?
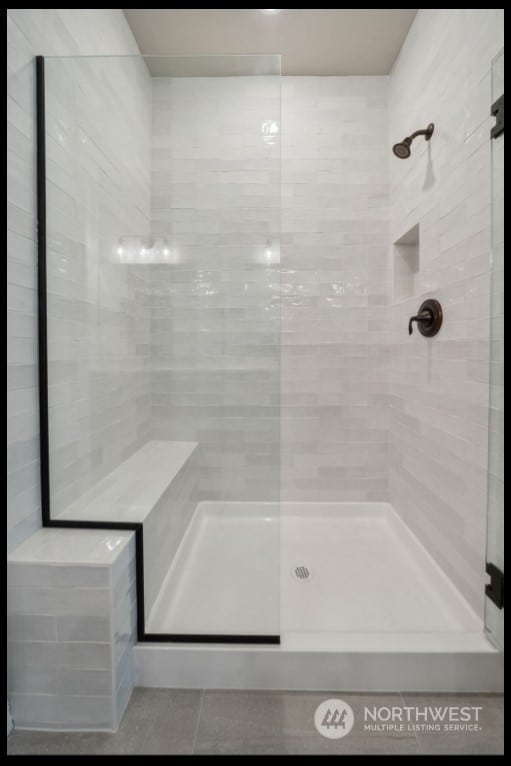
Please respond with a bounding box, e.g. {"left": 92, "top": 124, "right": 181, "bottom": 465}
{"left": 392, "top": 139, "right": 412, "bottom": 159}
{"left": 392, "top": 123, "right": 434, "bottom": 159}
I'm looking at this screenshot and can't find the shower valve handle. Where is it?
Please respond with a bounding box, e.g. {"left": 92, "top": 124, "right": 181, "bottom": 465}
{"left": 408, "top": 310, "right": 433, "bottom": 335}
{"left": 408, "top": 299, "right": 443, "bottom": 337}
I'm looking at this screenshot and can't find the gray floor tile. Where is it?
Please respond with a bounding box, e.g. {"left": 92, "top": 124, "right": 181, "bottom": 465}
{"left": 7, "top": 730, "right": 113, "bottom": 755}
{"left": 195, "top": 735, "right": 421, "bottom": 755}
{"left": 7, "top": 688, "right": 202, "bottom": 756}
{"left": 7, "top": 689, "right": 503, "bottom": 756}
{"left": 418, "top": 736, "right": 504, "bottom": 755}
{"left": 123, "top": 687, "right": 202, "bottom": 730}
{"left": 401, "top": 693, "right": 504, "bottom": 756}
{"left": 100, "top": 688, "right": 202, "bottom": 755}
{"left": 194, "top": 690, "right": 420, "bottom": 755}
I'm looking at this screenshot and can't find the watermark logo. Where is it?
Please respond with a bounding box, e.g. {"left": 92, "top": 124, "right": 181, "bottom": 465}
{"left": 363, "top": 705, "right": 483, "bottom": 733}
{"left": 314, "top": 698, "right": 355, "bottom": 739}
{"left": 313, "top": 701, "right": 484, "bottom": 740}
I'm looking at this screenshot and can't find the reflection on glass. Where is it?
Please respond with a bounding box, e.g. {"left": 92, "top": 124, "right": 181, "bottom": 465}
{"left": 43, "top": 54, "right": 281, "bottom": 639}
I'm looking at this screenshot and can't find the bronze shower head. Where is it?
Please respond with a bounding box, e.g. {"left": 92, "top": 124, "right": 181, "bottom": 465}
{"left": 392, "top": 123, "right": 434, "bottom": 159}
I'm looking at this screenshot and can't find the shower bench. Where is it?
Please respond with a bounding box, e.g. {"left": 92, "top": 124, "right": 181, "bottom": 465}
{"left": 7, "top": 441, "right": 199, "bottom": 730}
{"left": 54, "top": 440, "right": 199, "bottom": 620}
{"left": 8, "top": 527, "right": 137, "bottom": 730}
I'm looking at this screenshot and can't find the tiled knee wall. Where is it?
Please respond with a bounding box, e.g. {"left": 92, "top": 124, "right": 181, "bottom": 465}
{"left": 7, "top": 529, "right": 137, "bottom": 731}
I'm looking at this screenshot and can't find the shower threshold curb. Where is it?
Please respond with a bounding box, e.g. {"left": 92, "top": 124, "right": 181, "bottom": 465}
{"left": 134, "top": 641, "right": 503, "bottom": 692}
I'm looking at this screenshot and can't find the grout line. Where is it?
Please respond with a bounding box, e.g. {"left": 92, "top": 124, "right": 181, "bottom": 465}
{"left": 192, "top": 688, "right": 205, "bottom": 754}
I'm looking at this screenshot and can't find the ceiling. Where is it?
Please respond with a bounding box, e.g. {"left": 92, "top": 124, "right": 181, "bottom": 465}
{"left": 123, "top": 9, "right": 418, "bottom": 76}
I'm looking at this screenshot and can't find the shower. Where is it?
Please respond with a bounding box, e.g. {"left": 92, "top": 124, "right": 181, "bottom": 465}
{"left": 25, "top": 40, "right": 503, "bottom": 696}
{"left": 392, "top": 122, "right": 434, "bottom": 158}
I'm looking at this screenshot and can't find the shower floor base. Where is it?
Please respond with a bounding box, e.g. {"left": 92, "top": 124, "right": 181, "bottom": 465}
{"left": 146, "top": 502, "right": 280, "bottom": 636}
{"left": 137, "top": 502, "right": 502, "bottom": 691}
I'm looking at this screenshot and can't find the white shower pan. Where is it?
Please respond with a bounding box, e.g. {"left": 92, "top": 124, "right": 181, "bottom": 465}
{"left": 135, "top": 503, "right": 503, "bottom": 692}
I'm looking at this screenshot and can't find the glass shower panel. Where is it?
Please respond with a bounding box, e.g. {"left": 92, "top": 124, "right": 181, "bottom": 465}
{"left": 485, "top": 49, "right": 504, "bottom": 650}
{"left": 144, "top": 56, "right": 281, "bottom": 637}
{"left": 43, "top": 55, "right": 281, "bottom": 640}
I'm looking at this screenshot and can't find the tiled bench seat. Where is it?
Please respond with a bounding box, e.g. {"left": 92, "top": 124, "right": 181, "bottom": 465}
{"left": 56, "top": 440, "right": 199, "bottom": 620}
{"left": 7, "top": 528, "right": 136, "bottom": 731}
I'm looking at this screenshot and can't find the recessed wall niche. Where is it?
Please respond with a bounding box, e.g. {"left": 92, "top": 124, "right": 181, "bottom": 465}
{"left": 393, "top": 224, "right": 420, "bottom": 301}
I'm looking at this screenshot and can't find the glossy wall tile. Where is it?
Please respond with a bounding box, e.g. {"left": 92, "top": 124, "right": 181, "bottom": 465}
{"left": 388, "top": 9, "right": 504, "bottom": 617}
{"left": 7, "top": 9, "right": 146, "bottom": 551}
{"left": 149, "top": 75, "right": 282, "bottom": 502}
{"left": 281, "top": 77, "right": 390, "bottom": 501}
{"left": 44, "top": 53, "right": 153, "bottom": 518}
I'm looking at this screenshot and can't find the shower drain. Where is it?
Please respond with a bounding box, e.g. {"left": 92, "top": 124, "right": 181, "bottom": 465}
{"left": 292, "top": 565, "right": 312, "bottom": 583}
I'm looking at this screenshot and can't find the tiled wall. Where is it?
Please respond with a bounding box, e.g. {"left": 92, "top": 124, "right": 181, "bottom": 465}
{"left": 388, "top": 9, "right": 504, "bottom": 616}
{"left": 149, "top": 76, "right": 281, "bottom": 501}
{"left": 8, "top": 10, "right": 503, "bottom": 629}
{"left": 10, "top": 50, "right": 391, "bottom": 518}
{"left": 143, "top": 445, "right": 200, "bottom": 621}
{"left": 7, "top": 9, "right": 147, "bottom": 549}
{"left": 149, "top": 75, "right": 390, "bottom": 504}
{"left": 112, "top": 536, "right": 138, "bottom": 728}
{"left": 44, "top": 56, "right": 152, "bottom": 516}
{"left": 281, "top": 77, "right": 390, "bottom": 501}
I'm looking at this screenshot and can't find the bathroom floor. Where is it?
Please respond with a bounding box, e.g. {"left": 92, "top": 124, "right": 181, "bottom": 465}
{"left": 147, "top": 502, "right": 486, "bottom": 652}
{"left": 7, "top": 689, "right": 504, "bottom": 755}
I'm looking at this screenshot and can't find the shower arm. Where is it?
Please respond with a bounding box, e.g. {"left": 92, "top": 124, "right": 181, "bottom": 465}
{"left": 407, "top": 128, "right": 432, "bottom": 142}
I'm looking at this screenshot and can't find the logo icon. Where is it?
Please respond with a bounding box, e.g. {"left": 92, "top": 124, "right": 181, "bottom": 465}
{"left": 314, "top": 698, "right": 355, "bottom": 739}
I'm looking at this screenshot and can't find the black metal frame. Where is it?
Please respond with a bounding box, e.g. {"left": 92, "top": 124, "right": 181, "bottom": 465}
{"left": 35, "top": 56, "right": 280, "bottom": 646}
{"left": 491, "top": 93, "right": 504, "bottom": 138}
{"left": 485, "top": 89, "right": 504, "bottom": 614}
{"left": 485, "top": 562, "right": 504, "bottom": 610}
